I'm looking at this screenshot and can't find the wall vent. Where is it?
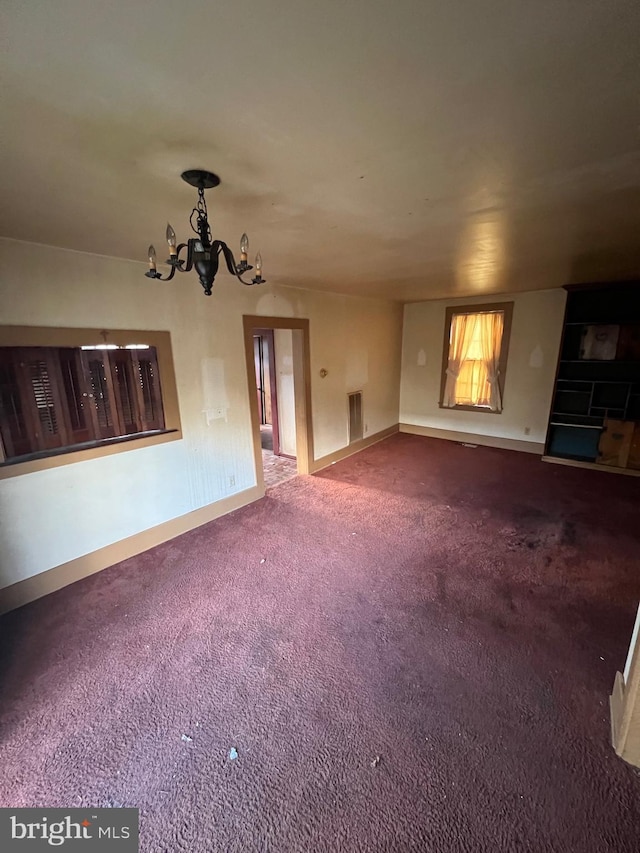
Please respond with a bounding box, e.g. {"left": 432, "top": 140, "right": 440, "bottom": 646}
{"left": 348, "top": 391, "right": 363, "bottom": 444}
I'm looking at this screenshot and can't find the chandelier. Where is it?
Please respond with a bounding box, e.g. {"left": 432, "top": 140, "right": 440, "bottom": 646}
{"left": 145, "top": 169, "right": 266, "bottom": 296}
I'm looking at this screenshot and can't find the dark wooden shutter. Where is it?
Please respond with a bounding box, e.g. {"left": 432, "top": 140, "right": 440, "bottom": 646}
{"left": 109, "top": 350, "right": 141, "bottom": 435}
{"left": 0, "top": 349, "right": 33, "bottom": 457}
{"left": 58, "top": 348, "right": 93, "bottom": 444}
{"left": 132, "top": 348, "right": 165, "bottom": 431}
{"left": 82, "top": 353, "right": 118, "bottom": 439}
{"left": 17, "top": 348, "right": 70, "bottom": 451}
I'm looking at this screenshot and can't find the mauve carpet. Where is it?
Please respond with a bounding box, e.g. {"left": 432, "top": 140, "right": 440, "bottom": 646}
{"left": 1, "top": 434, "right": 639, "bottom": 852}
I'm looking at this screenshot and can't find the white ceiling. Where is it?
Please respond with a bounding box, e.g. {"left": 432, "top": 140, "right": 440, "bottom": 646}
{"left": 1, "top": 0, "right": 639, "bottom": 302}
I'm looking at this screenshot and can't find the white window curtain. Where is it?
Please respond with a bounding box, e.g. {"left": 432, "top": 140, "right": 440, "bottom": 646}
{"left": 443, "top": 313, "right": 480, "bottom": 407}
{"left": 443, "top": 311, "right": 505, "bottom": 411}
{"left": 477, "top": 311, "right": 504, "bottom": 411}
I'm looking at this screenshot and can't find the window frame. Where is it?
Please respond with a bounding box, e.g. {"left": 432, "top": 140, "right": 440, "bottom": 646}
{"left": 0, "top": 327, "right": 182, "bottom": 478}
{"left": 438, "top": 301, "right": 514, "bottom": 414}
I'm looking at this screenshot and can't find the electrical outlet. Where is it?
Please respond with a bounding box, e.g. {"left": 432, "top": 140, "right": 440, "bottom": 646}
{"left": 229, "top": 475, "right": 236, "bottom": 487}
{"left": 524, "top": 427, "right": 531, "bottom": 436}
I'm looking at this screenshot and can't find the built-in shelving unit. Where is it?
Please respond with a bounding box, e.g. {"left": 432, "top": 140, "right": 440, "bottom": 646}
{"left": 544, "top": 282, "right": 640, "bottom": 473}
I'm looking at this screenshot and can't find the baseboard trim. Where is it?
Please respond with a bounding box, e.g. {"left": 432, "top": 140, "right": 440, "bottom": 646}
{"left": 311, "top": 424, "right": 399, "bottom": 473}
{"left": 399, "top": 423, "right": 543, "bottom": 455}
{"left": 542, "top": 455, "right": 640, "bottom": 477}
{"left": 0, "top": 484, "right": 264, "bottom": 615}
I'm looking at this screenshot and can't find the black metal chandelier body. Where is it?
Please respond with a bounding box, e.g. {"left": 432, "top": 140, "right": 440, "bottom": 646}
{"left": 145, "top": 170, "right": 265, "bottom": 296}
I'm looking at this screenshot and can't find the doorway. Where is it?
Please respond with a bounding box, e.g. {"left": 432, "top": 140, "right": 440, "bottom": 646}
{"left": 254, "top": 329, "right": 280, "bottom": 455}
{"left": 253, "top": 328, "right": 297, "bottom": 487}
{"left": 243, "top": 316, "right": 314, "bottom": 493}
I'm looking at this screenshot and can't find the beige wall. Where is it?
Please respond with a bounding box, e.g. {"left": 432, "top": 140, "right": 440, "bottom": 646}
{"left": 399, "top": 289, "right": 566, "bottom": 445}
{"left": 0, "top": 238, "right": 403, "bottom": 590}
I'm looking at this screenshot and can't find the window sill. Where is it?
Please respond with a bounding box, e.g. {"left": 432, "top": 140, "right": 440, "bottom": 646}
{"left": 438, "top": 403, "right": 502, "bottom": 414}
{"left": 0, "top": 429, "right": 182, "bottom": 480}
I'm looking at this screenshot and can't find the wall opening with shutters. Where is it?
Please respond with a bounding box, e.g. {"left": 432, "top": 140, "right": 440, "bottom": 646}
{"left": 348, "top": 391, "right": 363, "bottom": 444}
{"left": 0, "top": 344, "right": 167, "bottom": 464}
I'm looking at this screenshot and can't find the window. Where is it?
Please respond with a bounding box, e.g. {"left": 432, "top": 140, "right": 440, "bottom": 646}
{"left": 0, "top": 328, "right": 181, "bottom": 474}
{"left": 440, "top": 302, "right": 513, "bottom": 413}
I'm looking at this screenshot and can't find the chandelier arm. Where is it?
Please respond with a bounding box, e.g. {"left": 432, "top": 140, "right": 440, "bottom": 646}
{"left": 237, "top": 273, "right": 262, "bottom": 286}
{"left": 218, "top": 241, "right": 265, "bottom": 286}
{"left": 219, "top": 241, "right": 239, "bottom": 276}
{"left": 150, "top": 242, "right": 191, "bottom": 280}
{"left": 150, "top": 264, "right": 177, "bottom": 282}
{"left": 176, "top": 242, "right": 193, "bottom": 271}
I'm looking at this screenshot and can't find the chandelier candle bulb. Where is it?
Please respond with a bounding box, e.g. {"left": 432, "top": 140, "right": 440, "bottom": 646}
{"left": 240, "top": 232, "right": 249, "bottom": 262}
{"left": 166, "top": 223, "right": 177, "bottom": 256}
{"left": 148, "top": 245, "right": 157, "bottom": 272}
{"left": 255, "top": 252, "right": 263, "bottom": 274}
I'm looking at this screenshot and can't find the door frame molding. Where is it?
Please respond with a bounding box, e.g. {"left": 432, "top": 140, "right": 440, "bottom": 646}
{"left": 243, "top": 316, "right": 314, "bottom": 490}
